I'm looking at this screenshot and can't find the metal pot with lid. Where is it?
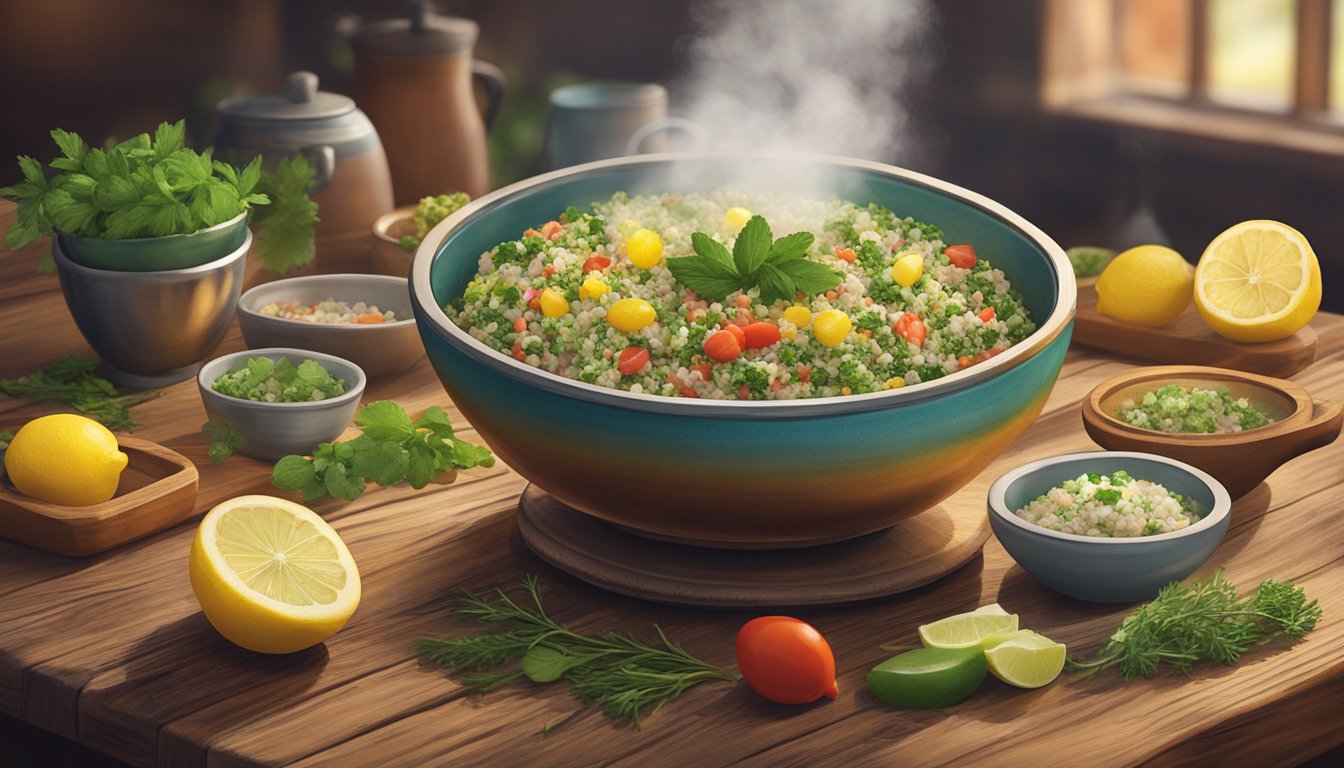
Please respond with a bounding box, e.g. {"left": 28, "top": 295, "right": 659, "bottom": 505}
{"left": 214, "top": 71, "right": 395, "bottom": 243}
{"left": 347, "top": 1, "right": 506, "bottom": 204}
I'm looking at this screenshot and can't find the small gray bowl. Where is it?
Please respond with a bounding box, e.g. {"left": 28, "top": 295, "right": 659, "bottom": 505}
{"left": 236, "top": 274, "right": 421, "bottom": 379}
{"left": 988, "top": 451, "right": 1232, "bottom": 603}
{"left": 198, "top": 347, "right": 367, "bottom": 461}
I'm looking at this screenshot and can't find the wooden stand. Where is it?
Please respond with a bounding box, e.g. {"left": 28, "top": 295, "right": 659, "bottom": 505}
{"left": 517, "top": 484, "right": 991, "bottom": 608}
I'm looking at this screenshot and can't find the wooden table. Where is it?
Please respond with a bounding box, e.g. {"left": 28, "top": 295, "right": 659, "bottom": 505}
{"left": 3, "top": 201, "right": 1344, "bottom": 768}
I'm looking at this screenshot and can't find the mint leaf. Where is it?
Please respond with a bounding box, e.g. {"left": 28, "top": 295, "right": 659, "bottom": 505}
{"left": 665, "top": 256, "right": 741, "bottom": 301}
{"left": 322, "top": 462, "right": 366, "bottom": 501}
{"left": 405, "top": 440, "right": 440, "bottom": 489}
{"left": 732, "top": 215, "right": 772, "bottom": 277}
{"left": 755, "top": 262, "right": 795, "bottom": 304}
{"left": 765, "top": 231, "right": 814, "bottom": 264}
{"left": 775, "top": 258, "right": 841, "bottom": 295}
{"left": 350, "top": 437, "right": 409, "bottom": 486}
{"left": 251, "top": 154, "right": 318, "bottom": 274}
{"left": 357, "top": 401, "right": 415, "bottom": 442}
{"left": 451, "top": 437, "right": 496, "bottom": 469}
{"left": 273, "top": 455, "right": 317, "bottom": 490}
{"left": 202, "top": 421, "right": 244, "bottom": 463}
{"left": 49, "top": 128, "right": 89, "bottom": 171}
{"left": 153, "top": 120, "right": 186, "bottom": 159}
{"left": 690, "top": 231, "right": 734, "bottom": 271}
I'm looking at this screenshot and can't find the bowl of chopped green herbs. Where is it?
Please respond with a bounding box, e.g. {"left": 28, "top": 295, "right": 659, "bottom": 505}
{"left": 1082, "top": 365, "right": 1343, "bottom": 498}
{"left": 197, "top": 348, "right": 366, "bottom": 461}
{"left": 989, "top": 451, "right": 1231, "bottom": 602}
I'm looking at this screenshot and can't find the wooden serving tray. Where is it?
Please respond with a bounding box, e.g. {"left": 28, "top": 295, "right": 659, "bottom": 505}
{"left": 1072, "top": 281, "right": 1318, "bottom": 377}
{"left": 0, "top": 436, "right": 199, "bottom": 556}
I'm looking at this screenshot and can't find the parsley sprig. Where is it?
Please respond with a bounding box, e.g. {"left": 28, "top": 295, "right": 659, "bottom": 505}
{"left": 249, "top": 154, "right": 320, "bottom": 274}
{"left": 0, "top": 355, "right": 158, "bottom": 431}
{"left": 271, "top": 401, "right": 495, "bottom": 502}
{"left": 416, "top": 575, "right": 736, "bottom": 729}
{"left": 1069, "top": 570, "right": 1322, "bottom": 680}
{"left": 665, "top": 215, "right": 840, "bottom": 303}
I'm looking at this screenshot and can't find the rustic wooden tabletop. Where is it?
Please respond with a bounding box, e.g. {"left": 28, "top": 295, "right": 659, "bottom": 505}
{"left": 2, "top": 200, "right": 1343, "bottom": 768}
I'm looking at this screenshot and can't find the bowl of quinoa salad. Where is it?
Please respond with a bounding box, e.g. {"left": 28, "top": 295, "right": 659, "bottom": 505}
{"left": 410, "top": 155, "right": 1077, "bottom": 546}
{"left": 1083, "top": 365, "right": 1343, "bottom": 499}
{"left": 238, "top": 274, "right": 423, "bottom": 379}
{"left": 989, "top": 451, "right": 1231, "bottom": 602}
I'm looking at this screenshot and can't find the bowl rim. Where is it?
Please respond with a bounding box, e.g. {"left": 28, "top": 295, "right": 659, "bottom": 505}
{"left": 987, "top": 450, "right": 1232, "bottom": 545}
{"left": 52, "top": 227, "right": 253, "bottom": 276}
{"left": 1083, "top": 365, "right": 1310, "bottom": 442}
{"left": 410, "top": 152, "right": 1077, "bottom": 418}
{"left": 197, "top": 346, "right": 368, "bottom": 411}
{"left": 372, "top": 205, "right": 419, "bottom": 245}
{"left": 237, "top": 273, "right": 417, "bottom": 330}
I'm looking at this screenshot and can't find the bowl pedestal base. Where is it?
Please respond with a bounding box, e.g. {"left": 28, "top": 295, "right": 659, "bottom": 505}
{"left": 101, "top": 361, "right": 204, "bottom": 388}
{"left": 517, "top": 484, "right": 991, "bottom": 609}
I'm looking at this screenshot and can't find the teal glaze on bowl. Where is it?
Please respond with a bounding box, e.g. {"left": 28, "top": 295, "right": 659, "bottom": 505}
{"left": 57, "top": 211, "right": 249, "bottom": 272}
{"left": 988, "top": 451, "right": 1232, "bottom": 603}
{"left": 411, "top": 154, "right": 1077, "bottom": 547}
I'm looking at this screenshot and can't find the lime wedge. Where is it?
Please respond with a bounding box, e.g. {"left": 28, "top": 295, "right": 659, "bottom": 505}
{"left": 918, "top": 605, "right": 1019, "bottom": 649}
{"left": 984, "top": 629, "right": 1066, "bottom": 689}
{"left": 867, "top": 647, "right": 988, "bottom": 709}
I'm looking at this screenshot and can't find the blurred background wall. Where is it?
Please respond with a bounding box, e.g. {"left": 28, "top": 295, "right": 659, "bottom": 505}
{"left": 1, "top": 0, "right": 1340, "bottom": 309}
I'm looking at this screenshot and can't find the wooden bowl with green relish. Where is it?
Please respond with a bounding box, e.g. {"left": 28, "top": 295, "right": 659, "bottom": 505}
{"left": 1082, "top": 365, "right": 1342, "bottom": 499}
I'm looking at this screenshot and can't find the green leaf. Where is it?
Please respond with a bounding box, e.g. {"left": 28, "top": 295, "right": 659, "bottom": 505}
{"left": 357, "top": 401, "right": 416, "bottom": 442}
{"left": 322, "top": 462, "right": 366, "bottom": 501}
{"left": 690, "top": 231, "right": 734, "bottom": 271}
{"left": 766, "top": 231, "right": 815, "bottom": 264}
{"left": 732, "top": 215, "right": 772, "bottom": 277}
{"left": 272, "top": 455, "right": 317, "bottom": 490}
{"left": 153, "top": 120, "right": 186, "bottom": 159}
{"left": 202, "top": 421, "right": 245, "bottom": 463}
{"left": 251, "top": 154, "right": 318, "bottom": 274}
{"left": 755, "top": 262, "right": 795, "bottom": 304}
{"left": 451, "top": 437, "right": 496, "bottom": 469}
{"left": 665, "top": 256, "right": 742, "bottom": 301}
{"left": 246, "top": 356, "right": 274, "bottom": 381}
{"left": 236, "top": 155, "right": 263, "bottom": 197}
{"left": 521, "top": 647, "right": 592, "bottom": 683}
{"left": 405, "top": 440, "right": 440, "bottom": 489}
{"left": 49, "top": 128, "right": 89, "bottom": 171}
{"left": 350, "top": 438, "right": 409, "bottom": 486}
{"left": 295, "top": 358, "right": 333, "bottom": 389}
{"left": 301, "top": 478, "right": 328, "bottom": 503}
{"left": 776, "top": 258, "right": 842, "bottom": 295}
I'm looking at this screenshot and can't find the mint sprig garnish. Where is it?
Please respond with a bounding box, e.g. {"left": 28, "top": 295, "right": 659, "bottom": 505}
{"left": 666, "top": 215, "right": 840, "bottom": 304}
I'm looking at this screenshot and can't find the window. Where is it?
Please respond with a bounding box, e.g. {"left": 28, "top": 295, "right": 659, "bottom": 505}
{"left": 1043, "top": 0, "right": 1344, "bottom": 152}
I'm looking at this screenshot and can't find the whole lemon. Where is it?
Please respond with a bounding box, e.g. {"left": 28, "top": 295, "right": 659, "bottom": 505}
{"left": 5, "top": 414, "right": 128, "bottom": 506}
{"left": 1095, "top": 245, "right": 1194, "bottom": 327}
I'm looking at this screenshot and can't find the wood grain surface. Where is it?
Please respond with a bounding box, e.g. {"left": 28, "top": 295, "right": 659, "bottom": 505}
{"left": 1073, "top": 281, "right": 1320, "bottom": 377}
{"left": 3, "top": 199, "right": 1344, "bottom": 768}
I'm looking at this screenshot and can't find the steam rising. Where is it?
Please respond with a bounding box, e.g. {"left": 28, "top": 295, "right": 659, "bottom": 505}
{"left": 676, "top": 0, "right": 935, "bottom": 163}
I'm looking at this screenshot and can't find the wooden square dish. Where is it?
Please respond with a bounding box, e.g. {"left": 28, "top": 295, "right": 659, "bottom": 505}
{"left": 0, "top": 436, "right": 199, "bottom": 556}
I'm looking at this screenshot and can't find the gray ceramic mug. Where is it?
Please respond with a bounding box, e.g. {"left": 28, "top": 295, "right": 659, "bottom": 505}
{"left": 541, "top": 82, "right": 704, "bottom": 170}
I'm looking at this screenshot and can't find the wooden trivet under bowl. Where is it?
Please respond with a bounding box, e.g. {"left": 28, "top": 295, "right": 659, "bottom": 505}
{"left": 517, "top": 484, "right": 990, "bottom": 609}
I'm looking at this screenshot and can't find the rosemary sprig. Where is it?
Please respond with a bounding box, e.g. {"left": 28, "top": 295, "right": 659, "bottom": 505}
{"left": 416, "top": 575, "right": 736, "bottom": 729}
{"left": 1068, "top": 569, "right": 1322, "bottom": 680}
{"left": 0, "top": 355, "right": 158, "bottom": 431}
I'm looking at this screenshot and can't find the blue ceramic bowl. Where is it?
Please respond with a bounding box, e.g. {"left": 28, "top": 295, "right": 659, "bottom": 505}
{"left": 988, "top": 451, "right": 1232, "bottom": 602}
{"left": 411, "top": 154, "right": 1076, "bottom": 547}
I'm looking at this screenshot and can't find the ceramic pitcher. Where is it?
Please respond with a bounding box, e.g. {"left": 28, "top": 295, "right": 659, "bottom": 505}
{"left": 542, "top": 82, "right": 704, "bottom": 171}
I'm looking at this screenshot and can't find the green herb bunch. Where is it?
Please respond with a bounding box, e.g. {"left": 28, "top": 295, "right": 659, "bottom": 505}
{"left": 1069, "top": 570, "right": 1322, "bottom": 680}
{"left": 0, "top": 121, "right": 268, "bottom": 267}
{"left": 416, "top": 575, "right": 736, "bottom": 729}
{"left": 272, "top": 401, "right": 495, "bottom": 502}
{"left": 0, "top": 355, "right": 158, "bottom": 431}
{"left": 211, "top": 356, "right": 345, "bottom": 403}
{"left": 249, "top": 154, "right": 319, "bottom": 274}
{"left": 666, "top": 215, "right": 841, "bottom": 303}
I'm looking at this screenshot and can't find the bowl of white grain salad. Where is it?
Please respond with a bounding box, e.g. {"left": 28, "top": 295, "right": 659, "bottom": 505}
{"left": 988, "top": 451, "right": 1231, "bottom": 602}
{"left": 410, "top": 154, "right": 1077, "bottom": 547}
{"left": 237, "top": 274, "right": 423, "bottom": 379}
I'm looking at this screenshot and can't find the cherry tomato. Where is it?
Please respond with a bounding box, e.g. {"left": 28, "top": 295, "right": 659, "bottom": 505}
{"left": 945, "top": 244, "right": 977, "bottom": 269}
{"left": 582, "top": 255, "right": 612, "bottom": 274}
{"left": 617, "top": 347, "right": 650, "bottom": 375}
{"left": 721, "top": 323, "right": 747, "bottom": 348}
{"left": 742, "top": 321, "right": 782, "bottom": 349}
{"left": 540, "top": 220, "right": 562, "bottom": 241}
{"left": 978, "top": 307, "right": 996, "bottom": 322}
{"left": 736, "top": 616, "right": 839, "bottom": 704}
{"left": 704, "top": 329, "right": 743, "bottom": 363}
{"left": 893, "top": 312, "right": 927, "bottom": 347}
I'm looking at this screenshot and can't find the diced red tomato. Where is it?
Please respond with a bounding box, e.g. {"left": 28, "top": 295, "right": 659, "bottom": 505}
{"left": 511, "top": 340, "right": 526, "bottom": 360}
{"left": 513, "top": 317, "right": 527, "bottom": 333}
{"left": 742, "top": 321, "right": 781, "bottom": 349}
{"left": 945, "top": 244, "right": 977, "bottom": 269}
{"left": 582, "top": 255, "right": 612, "bottom": 274}
{"left": 523, "top": 228, "right": 542, "bottom": 239}
{"left": 680, "top": 386, "right": 699, "bottom": 398}
{"left": 543, "top": 264, "right": 556, "bottom": 277}
{"left": 797, "top": 365, "right": 812, "bottom": 383}
{"left": 894, "top": 313, "right": 927, "bottom": 347}
{"left": 704, "top": 329, "right": 743, "bottom": 362}
{"left": 617, "top": 347, "right": 650, "bottom": 375}
{"left": 834, "top": 245, "right": 856, "bottom": 263}
{"left": 540, "top": 220, "right": 562, "bottom": 241}
{"left": 691, "top": 362, "right": 714, "bottom": 380}
{"left": 978, "top": 307, "right": 996, "bottom": 322}
{"left": 732, "top": 308, "right": 754, "bottom": 325}
{"left": 738, "top": 384, "right": 752, "bottom": 400}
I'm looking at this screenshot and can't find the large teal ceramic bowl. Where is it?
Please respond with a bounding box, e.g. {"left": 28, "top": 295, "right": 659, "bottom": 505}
{"left": 988, "top": 451, "right": 1232, "bottom": 602}
{"left": 411, "top": 155, "right": 1076, "bottom": 547}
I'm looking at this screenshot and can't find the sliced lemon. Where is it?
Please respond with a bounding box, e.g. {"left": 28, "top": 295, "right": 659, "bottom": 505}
{"left": 918, "top": 604, "right": 1020, "bottom": 649}
{"left": 983, "top": 629, "right": 1066, "bottom": 688}
{"left": 189, "top": 495, "right": 361, "bottom": 654}
{"left": 1194, "top": 220, "right": 1321, "bottom": 342}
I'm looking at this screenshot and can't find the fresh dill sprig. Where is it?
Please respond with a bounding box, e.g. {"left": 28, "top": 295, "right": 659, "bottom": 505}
{"left": 1068, "top": 569, "right": 1322, "bottom": 680}
{"left": 416, "top": 575, "right": 736, "bottom": 729}
{"left": 0, "top": 355, "right": 159, "bottom": 431}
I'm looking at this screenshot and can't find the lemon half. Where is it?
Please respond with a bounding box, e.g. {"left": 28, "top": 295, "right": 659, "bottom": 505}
{"left": 189, "top": 495, "right": 361, "bottom": 654}
{"left": 1194, "top": 220, "right": 1321, "bottom": 342}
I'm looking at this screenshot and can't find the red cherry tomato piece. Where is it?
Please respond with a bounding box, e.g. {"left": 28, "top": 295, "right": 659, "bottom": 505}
{"left": 721, "top": 323, "right": 747, "bottom": 348}
{"left": 978, "top": 307, "right": 996, "bottom": 322}
{"left": 617, "top": 346, "right": 650, "bottom": 375}
{"left": 736, "top": 616, "right": 839, "bottom": 704}
{"left": 540, "top": 220, "right": 562, "bottom": 241}
{"left": 741, "top": 321, "right": 782, "bottom": 349}
{"left": 945, "top": 244, "right": 977, "bottom": 269}
{"left": 691, "top": 362, "right": 714, "bottom": 381}
{"left": 704, "top": 329, "right": 743, "bottom": 363}
{"left": 834, "top": 245, "right": 857, "bottom": 263}
{"left": 582, "top": 255, "right": 612, "bottom": 274}
{"left": 893, "top": 312, "right": 927, "bottom": 347}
